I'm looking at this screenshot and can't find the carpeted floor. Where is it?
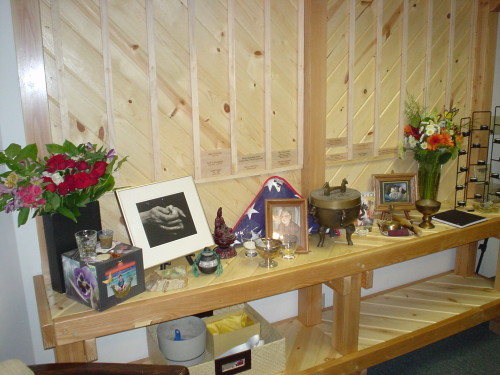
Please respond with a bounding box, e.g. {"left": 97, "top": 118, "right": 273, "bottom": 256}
{"left": 368, "top": 322, "right": 500, "bottom": 375}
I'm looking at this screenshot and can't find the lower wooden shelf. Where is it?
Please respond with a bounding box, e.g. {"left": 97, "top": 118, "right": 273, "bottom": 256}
{"left": 273, "top": 272, "right": 500, "bottom": 374}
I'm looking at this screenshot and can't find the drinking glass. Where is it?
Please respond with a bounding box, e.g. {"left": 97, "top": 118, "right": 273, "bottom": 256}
{"left": 75, "top": 230, "right": 98, "bottom": 259}
{"left": 281, "top": 234, "right": 297, "bottom": 260}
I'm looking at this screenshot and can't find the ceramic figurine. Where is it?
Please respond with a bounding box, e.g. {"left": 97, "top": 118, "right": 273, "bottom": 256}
{"left": 213, "top": 207, "right": 237, "bottom": 259}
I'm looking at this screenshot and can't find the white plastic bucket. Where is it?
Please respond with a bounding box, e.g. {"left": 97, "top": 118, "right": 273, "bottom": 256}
{"left": 157, "top": 316, "right": 206, "bottom": 366}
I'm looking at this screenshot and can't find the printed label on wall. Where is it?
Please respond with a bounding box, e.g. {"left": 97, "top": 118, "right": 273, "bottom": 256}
{"left": 238, "top": 153, "right": 265, "bottom": 172}
{"left": 201, "top": 150, "right": 231, "bottom": 178}
{"left": 272, "top": 149, "right": 297, "bottom": 169}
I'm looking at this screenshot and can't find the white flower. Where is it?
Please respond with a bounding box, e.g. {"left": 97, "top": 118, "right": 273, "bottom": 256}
{"left": 408, "top": 136, "right": 418, "bottom": 148}
{"left": 420, "top": 141, "right": 428, "bottom": 150}
{"left": 42, "top": 171, "right": 64, "bottom": 185}
{"left": 425, "top": 124, "right": 437, "bottom": 136}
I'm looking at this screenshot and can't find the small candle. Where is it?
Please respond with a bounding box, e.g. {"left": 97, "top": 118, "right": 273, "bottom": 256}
{"left": 477, "top": 160, "right": 486, "bottom": 165}
{"left": 491, "top": 173, "right": 499, "bottom": 178}
{"left": 470, "top": 177, "right": 478, "bottom": 182}
{"left": 460, "top": 167, "right": 468, "bottom": 172}
{"left": 480, "top": 125, "right": 489, "bottom": 130}
{"left": 458, "top": 150, "right": 467, "bottom": 155}
{"left": 456, "top": 185, "right": 464, "bottom": 190}
{"left": 472, "top": 143, "right": 481, "bottom": 148}
{"left": 458, "top": 201, "right": 466, "bottom": 206}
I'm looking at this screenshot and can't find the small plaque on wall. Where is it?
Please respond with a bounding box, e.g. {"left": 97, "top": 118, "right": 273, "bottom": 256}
{"left": 201, "top": 149, "right": 231, "bottom": 178}
{"left": 238, "top": 153, "right": 265, "bottom": 172}
{"left": 378, "top": 147, "right": 398, "bottom": 156}
{"left": 272, "top": 149, "right": 297, "bottom": 168}
{"left": 326, "top": 152, "right": 348, "bottom": 162}
{"left": 352, "top": 142, "right": 374, "bottom": 159}
{"left": 326, "top": 137, "right": 348, "bottom": 147}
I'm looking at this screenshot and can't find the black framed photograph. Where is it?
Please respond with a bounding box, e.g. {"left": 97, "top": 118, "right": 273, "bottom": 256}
{"left": 115, "top": 176, "right": 213, "bottom": 269}
{"left": 372, "top": 173, "right": 417, "bottom": 211}
{"left": 264, "top": 198, "right": 309, "bottom": 253}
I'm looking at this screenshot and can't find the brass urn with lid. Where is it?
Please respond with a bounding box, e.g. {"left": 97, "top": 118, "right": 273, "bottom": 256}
{"left": 309, "top": 178, "right": 361, "bottom": 247}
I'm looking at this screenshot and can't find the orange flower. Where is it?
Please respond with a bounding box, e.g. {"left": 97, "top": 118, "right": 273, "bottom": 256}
{"left": 426, "top": 134, "right": 442, "bottom": 150}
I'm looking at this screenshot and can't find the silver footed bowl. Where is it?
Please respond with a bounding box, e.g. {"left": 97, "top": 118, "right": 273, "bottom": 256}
{"left": 255, "top": 238, "right": 282, "bottom": 268}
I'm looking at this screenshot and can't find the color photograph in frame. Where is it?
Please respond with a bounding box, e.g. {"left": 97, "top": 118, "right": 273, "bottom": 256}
{"left": 115, "top": 176, "right": 214, "bottom": 269}
{"left": 372, "top": 173, "right": 417, "bottom": 212}
{"left": 265, "top": 198, "right": 309, "bottom": 253}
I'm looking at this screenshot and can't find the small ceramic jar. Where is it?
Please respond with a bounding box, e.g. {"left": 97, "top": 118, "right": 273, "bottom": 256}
{"left": 196, "top": 248, "right": 219, "bottom": 274}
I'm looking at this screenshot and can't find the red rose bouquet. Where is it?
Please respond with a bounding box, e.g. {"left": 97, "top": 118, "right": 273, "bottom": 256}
{"left": 0, "top": 140, "right": 126, "bottom": 226}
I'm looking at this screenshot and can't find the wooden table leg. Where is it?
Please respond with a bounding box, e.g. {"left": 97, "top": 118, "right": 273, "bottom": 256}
{"left": 55, "top": 339, "right": 97, "bottom": 362}
{"left": 490, "top": 239, "right": 500, "bottom": 334}
{"left": 455, "top": 242, "right": 477, "bottom": 276}
{"left": 332, "top": 273, "right": 362, "bottom": 355}
{"left": 298, "top": 284, "right": 323, "bottom": 326}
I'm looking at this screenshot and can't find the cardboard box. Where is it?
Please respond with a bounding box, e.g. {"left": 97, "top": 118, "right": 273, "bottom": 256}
{"left": 62, "top": 243, "right": 145, "bottom": 311}
{"left": 147, "top": 304, "right": 286, "bottom": 375}
{"left": 204, "top": 308, "right": 261, "bottom": 358}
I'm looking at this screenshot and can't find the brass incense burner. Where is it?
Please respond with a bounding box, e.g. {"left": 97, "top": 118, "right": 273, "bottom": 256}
{"left": 309, "top": 179, "right": 361, "bottom": 247}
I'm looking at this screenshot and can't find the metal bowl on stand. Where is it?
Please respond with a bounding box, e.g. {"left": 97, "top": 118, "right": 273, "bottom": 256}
{"left": 309, "top": 179, "right": 361, "bottom": 247}
{"left": 255, "top": 238, "right": 282, "bottom": 268}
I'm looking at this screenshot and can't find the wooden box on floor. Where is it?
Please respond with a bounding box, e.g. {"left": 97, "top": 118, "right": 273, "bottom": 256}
{"left": 147, "top": 304, "right": 285, "bottom": 375}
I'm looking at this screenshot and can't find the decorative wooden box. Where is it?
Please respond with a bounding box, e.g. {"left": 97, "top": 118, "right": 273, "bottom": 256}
{"left": 62, "top": 243, "right": 145, "bottom": 311}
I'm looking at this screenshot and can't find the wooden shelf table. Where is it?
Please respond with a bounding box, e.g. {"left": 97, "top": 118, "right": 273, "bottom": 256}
{"left": 34, "top": 213, "right": 500, "bottom": 373}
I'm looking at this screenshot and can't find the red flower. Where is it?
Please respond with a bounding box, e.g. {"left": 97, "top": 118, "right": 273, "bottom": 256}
{"left": 46, "top": 154, "right": 68, "bottom": 173}
{"left": 404, "top": 124, "right": 421, "bottom": 140}
{"left": 57, "top": 181, "right": 71, "bottom": 195}
{"left": 76, "top": 161, "right": 89, "bottom": 171}
{"left": 73, "top": 172, "right": 92, "bottom": 189}
{"left": 43, "top": 177, "right": 57, "bottom": 192}
{"left": 63, "top": 174, "right": 77, "bottom": 191}
{"left": 90, "top": 161, "right": 107, "bottom": 179}
{"left": 65, "top": 159, "right": 76, "bottom": 169}
{"left": 45, "top": 183, "right": 57, "bottom": 193}
{"left": 73, "top": 173, "right": 99, "bottom": 189}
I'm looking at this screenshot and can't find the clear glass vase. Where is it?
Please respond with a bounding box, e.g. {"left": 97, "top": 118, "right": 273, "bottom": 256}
{"left": 417, "top": 157, "right": 442, "bottom": 201}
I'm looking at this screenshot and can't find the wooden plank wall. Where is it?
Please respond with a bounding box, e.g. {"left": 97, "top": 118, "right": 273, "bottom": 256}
{"left": 11, "top": 0, "right": 498, "bottom": 252}
{"left": 324, "top": 0, "right": 497, "bottom": 202}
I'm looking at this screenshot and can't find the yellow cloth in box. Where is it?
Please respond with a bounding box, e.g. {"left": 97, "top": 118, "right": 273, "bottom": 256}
{"left": 206, "top": 312, "right": 255, "bottom": 335}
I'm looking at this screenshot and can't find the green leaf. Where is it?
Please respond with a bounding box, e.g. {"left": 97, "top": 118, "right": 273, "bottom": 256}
{"left": 438, "top": 151, "right": 452, "bottom": 165}
{"left": 5, "top": 144, "right": 22, "bottom": 159}
{"left": 48, "top": 193, "right": 61, "bottom": 210}
{"left": 116, "top": 156, "right": 128, "bottom": 170}
{"left": 62, "top": 140, "right": 80, "bottom": 155}
{"left": 17, "top": 144, "right": 38, "bottom": 162}
{"left": 45, "top": 144, "right": 66, "bottom": 155}
{"left": 17, "top": 207, "right": 30, "bottom": 227}
{"left": 57, "top": 205, "right": 78, "bottom": 222}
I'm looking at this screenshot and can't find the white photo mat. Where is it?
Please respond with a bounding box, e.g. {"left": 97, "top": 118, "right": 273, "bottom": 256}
{"left": 115, "top": 176, "right": 213, "bottom": 269}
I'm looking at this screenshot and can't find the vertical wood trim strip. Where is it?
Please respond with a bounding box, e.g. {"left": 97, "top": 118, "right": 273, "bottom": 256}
{"left": 50, "top": 0, "right": 70, "bottom": 142}
{"left": 188, "top": 0, "right": 201, "bottom": 179}
{"left": 424, "top": 0, "right": 433, "bottom": 106}
{"left": 146, "top": 0, "right": 161, "bottom": 181}
{"left": 445, "top": 0, "right": 456, "bottom": 107}
{"left": 264, "top": 0, "right": 272, "bottom": 169}
{"left": 10, "top": 0, "right": 52, "bottom": 148}
{"left": 399, "top": 0, "right": 409, "bottom": 140}
{"left": 347, "top": 0, "right": 355, "bottom": 160}
{"left": 297, "top": 0, "right": 305, "bottom": 167}
{"left": 228, "top": 0, "right": 237, "bottom": 174}
{"left": 466, "top": 0, "right": 478, "bottom": 115}
{"left": 373, "top": 0, "right": 383, "bottom": 157}
{"left": 99, "top": 0, "right": 116, "bottom": 150}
